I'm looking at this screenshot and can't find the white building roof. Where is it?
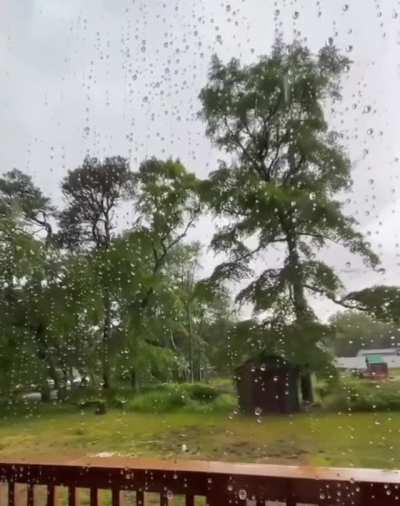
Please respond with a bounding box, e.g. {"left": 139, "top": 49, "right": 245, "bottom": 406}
{"left": 336, "top": 354, "right": 400, "bottom": 370}
{"left": 336, "top": 357, "right": 365, "bottom": 370}
{"left": 357, "top": 348, "right": 399, "bottom": 357}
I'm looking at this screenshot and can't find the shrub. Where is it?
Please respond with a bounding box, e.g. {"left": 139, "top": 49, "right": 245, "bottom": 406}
{"left": 209, "top": 378, "right": 235, "bottom": 394}
{"left": 128, "top": 386, "right": 186, "bottom": 413}
{"left": 110, "top": 396, "right": 128, "bottom": 409}
{"left": 127, "top": 382, "right": 234, "bottom": 413}
{"left": 324, "top": 378, "right": 400, "bottom": 412}
{"left": 78, "top": 398, "right": 107, "bottom": 414}
{"left": 182, "top": 383, "right": 218, "bottom": 402}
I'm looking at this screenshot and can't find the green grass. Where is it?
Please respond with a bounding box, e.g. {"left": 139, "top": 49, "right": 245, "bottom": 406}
{"left": 2, "top": 378, "right": 400, "bottom": 470}
{"left": 0, "top": 406, "right": 399, "bottom": 469}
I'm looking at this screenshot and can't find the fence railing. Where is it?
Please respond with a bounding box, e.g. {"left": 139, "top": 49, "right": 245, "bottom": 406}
{"left": 0, "top": 457, "right": 400, "bottom": 506}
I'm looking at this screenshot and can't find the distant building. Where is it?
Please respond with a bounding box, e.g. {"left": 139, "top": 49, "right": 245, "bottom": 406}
{"left": 365, "top": 354, "right": 389, "bottom": 379}
{"left": 336, "top": 347, "right": 400, "bottom": 373}
{"left": 357, "top": 348, "right": 400, "bottom": 357}
{"left": 336, "top": 356, "right": 365, "bottom": 371}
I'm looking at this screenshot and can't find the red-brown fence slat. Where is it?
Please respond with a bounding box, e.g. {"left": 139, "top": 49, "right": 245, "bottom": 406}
{"left": 136, "top": 490, "right": 144, "bottom": 506}
{"left": 185, "top": 494, "right": 194, "bottom": 506}
{"left": 8, "top": 482, "right": 15, "bottom": 506}
{"left": 27, "top": 484, "right": 34, "bottom": 506}
{"left": 112, "top": 488, "right": 120, "bottom": 506}
{"left": 68, "top": 487, "right": 78, "bottom": 506}
{"left": 47, "top": 485, "right": 55, "bottom": 506}
{"left": 90, "top": 488, "right": 98, "bottom": 506}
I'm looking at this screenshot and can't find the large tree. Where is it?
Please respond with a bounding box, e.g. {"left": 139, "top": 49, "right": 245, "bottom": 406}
{"left": 0, "top": 172, "right": 61, "bottom": 395}
{"left": 59, "top": 156, "right": 134, "bottom": 388}
{"left": 199, "top": 40, "right": 379, "bottom": 377}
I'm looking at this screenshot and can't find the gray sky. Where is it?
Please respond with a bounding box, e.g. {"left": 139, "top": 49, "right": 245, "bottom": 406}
{"left": 2, "top": 0, "right": 400, "bottom": 320}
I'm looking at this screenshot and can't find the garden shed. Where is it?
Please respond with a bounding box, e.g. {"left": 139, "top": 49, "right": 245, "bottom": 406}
{"left": 235, "top": 354, "right": 302, "bottom": 415}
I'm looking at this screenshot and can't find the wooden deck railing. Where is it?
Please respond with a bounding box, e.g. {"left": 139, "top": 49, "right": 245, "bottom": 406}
{"left": 0, "top": 457, "right": 400, "bottom": 506}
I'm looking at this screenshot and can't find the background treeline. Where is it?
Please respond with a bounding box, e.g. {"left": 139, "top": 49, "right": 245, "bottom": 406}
{"left": 1, "top": 39, "right": 399, "bottom": 402}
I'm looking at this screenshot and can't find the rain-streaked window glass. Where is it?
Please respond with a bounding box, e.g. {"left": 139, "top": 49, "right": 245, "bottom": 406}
{"left": 2, "top": 0, "right": 400, "bottom": 485}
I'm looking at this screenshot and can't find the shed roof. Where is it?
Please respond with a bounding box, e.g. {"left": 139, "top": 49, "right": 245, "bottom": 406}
{"left": 237, "top": 353, "right": 296, "bottom": 371}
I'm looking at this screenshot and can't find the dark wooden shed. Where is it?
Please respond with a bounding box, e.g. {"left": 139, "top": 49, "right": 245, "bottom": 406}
{"left": 235, "top": 354, "right": 301, "bottom": 414}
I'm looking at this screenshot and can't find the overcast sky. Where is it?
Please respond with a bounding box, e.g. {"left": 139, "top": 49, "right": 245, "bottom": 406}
{"left": 2, "top": 0, "right": 400, "bottom": 320}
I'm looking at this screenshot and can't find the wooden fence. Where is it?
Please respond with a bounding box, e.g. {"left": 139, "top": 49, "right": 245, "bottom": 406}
{"left": 0, "top": 457, "right": 400, "bottom": 505}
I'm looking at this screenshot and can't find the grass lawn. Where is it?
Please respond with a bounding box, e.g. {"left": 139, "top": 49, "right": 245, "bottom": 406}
{"left": 0, "top": 407, "right": 399, "bottom": 469}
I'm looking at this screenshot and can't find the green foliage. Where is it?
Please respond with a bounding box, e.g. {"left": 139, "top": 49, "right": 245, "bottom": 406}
{"left": 183, "top": 383, "right": 219, "bottom": 402}
{"left": 0, "top": 169, "right": 54, "bottom": 239}
{"left": 325, "top": 378, "right": 400, "bottom": 412}
{"left": 58, "top": 156, "right": 133, "bottom": 249}
{"left": 343, "top": 286, "right": 400, "bottom": 324}
{"left": 127, "top": 383, "right": 227, "bottom": 413}
{"left": 329, "top": 310, "right": 400, "bottom": 356}
{"left": 135, "top": 158, "right": 201, "bottom": 238}
{"left": 0, "top": 40, "right": 395, "bottom": 411}
{"left": 199, "top": 39, "right": 379, "bottom": 371}
{"left": 128, "top": 387, "right": 187, "bottom": 412}
{"left": 223, "top": 317, "right": 335, "bottom": 374}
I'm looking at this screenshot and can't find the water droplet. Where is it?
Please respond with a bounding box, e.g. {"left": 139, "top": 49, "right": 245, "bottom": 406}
{"left": 238, "top": 489, "right": 247, "bottom": 500}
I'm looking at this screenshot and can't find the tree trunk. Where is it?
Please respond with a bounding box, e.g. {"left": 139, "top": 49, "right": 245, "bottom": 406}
{"left": 186, "top": 304, "right": 195, "bottom": 384}
{"left": 102, "top": 289, "right": 112, "bottom": 390}
{"left": 282, "top": 217, "right": 315, "bottom": 405}
{"left": 34, "top": 324, "right": 60, "bottom": 401}
{"left": 47, "top": 361, "right": 60, "bottom": 390}
{"left": 286, "top": 233, "right": 310, "bottom": 321}
{"left": 130, "top": 368, "right": 137, "bottom": 391}
{"left": 300, "top": 373, "right": 314, "bottom": 403}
